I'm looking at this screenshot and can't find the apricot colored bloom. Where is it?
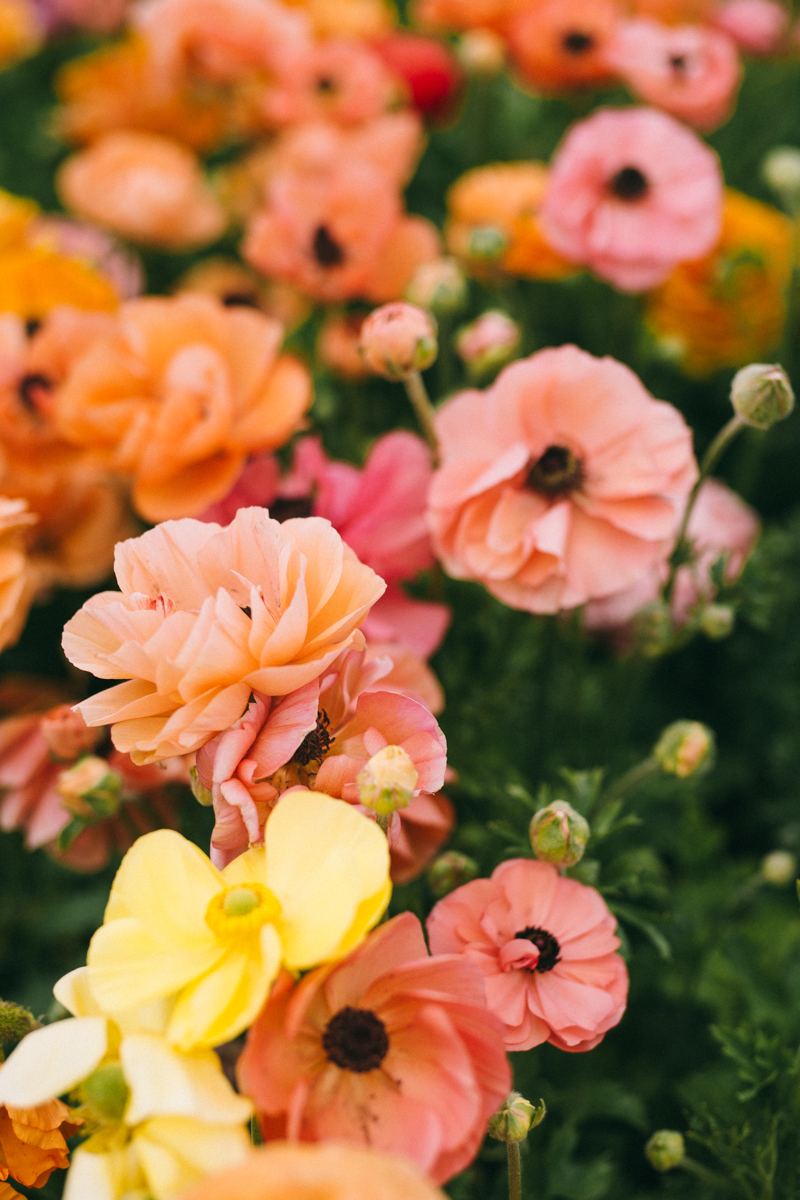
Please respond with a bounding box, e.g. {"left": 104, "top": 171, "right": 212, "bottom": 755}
{"left": 0, "top": 1094, "right": 81, "bottom": 1197}
{"left": 55, "top": 293, "right": 312, "bottom": 522}
{"left": 284, "top": 0, "right": 394, "bottom": 37}
{"left": 713, "top": 0, "right": 788, "bottom": 53}
{"left": 239, "top": 912, "right": 510, "bottom": 1183}
{"left": 181, "top": 1141, "right": 447, "bottom": 1200}
{"left": 646, "top": 188, "right": 792, "bottom": 376}
{"left": 260, "top": 37, "right": 398, "bottom": 128}
{"left": 608, "top": 19, "right": 741, "bottom": 131}
{"left": 316, "top": 311, "right": 370, "bottom": 379}
{"left": 541, "top": 106, "right": 724, "bottom": 291}
{"left": 412, "top": 0, "right": 528, "bottom": 32}
{"left": 86, "top": 792, "right": 390, "bottom": 1049}
{"left": 63, "top": 508, "right": 385, "bottom": 763}
{"left": 427, "top": 345, "right": 698, "bottom": 613}
{"left": 57, "top": 132, "right": 226, "bottom": 251}
{"left": 0, "top": 498, "right": 35, "bottom": 652}
{"left": 0, "top": 0, "right": 41, "bottom": 70}
{"left": 507, "top": 0, "right": 622, "bottom": 94}
{"left": 428, "top": 858, "right": 629, "bottom": 1051}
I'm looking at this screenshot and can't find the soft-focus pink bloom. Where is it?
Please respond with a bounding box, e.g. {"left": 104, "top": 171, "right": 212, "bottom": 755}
{"left": 428, "top": 858, "right": 629, "bottom": 1052}
{"left": 456, "top": 310, "right": 521, "bottom": 370}
{"left": 427, "top": 345, "right": 698, "bottom": 613}
{"left": 33, "top": 0, "right": 129, "bottom": 32}
{"left": 363, "top": 640, "right": 444, "bottom": 712}
{"left": 238, "top": 912, "right": 511, "bottom": 1184}
{"left": 359, "top": 301, "right": 438, "bottom": 380}
{"left": 260, "top": 38, "right": 398, "bottom": 128}
{"left": 541, "top": 107, "right": 724, "bottom": 291}
{"left": 389, "top": 790, "right": 454, "bottom": 884}
{"left": 28, "top": 217, "right": 142, "bottom": 299}
{"left": 607, "top": 19, "right": 742, "bottom": 131}
{"left": 713, "top": 0, "right": 788, "bottom": 53}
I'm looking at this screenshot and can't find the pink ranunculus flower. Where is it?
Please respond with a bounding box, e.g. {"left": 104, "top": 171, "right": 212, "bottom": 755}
{"left": 427, "top": 345, "right": 698, "bottom": 614}
{"left": 541, "top": 106, "right": 724, "bottom": 291}
{"left": 712, "top": 0, "right": 788, "bottom": 54}
{"left": 607, "top": 19, "right": 742, "bottom": 131}
{"left": 427, "top": 858, "right": 629, "bottom": 1052}
{"left": 238, "top": 911, "right": 511, "bottom": 1184}
{"left": 260, "top": 37, "right": 399, "bottom": 128}
{"left": 389, "top": 790, "right": 454, "bottom": 884}
{"left": 62, "top": 508, "right": 386, "bottom": 765}
{"left": 33, "top": 0, "right": 129, "bottom": 32}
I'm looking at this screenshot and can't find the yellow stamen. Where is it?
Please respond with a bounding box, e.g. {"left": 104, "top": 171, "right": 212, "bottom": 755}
{"left": 205, "top": 883, "right": 281, "bottom": 943}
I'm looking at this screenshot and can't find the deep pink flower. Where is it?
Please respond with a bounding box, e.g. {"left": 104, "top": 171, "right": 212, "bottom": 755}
{"left": 427, "top": 345, "right": 698, "bottom": 613}
{"left": 238, "top": 912, "right": 511, "bottom": 1184}
{"left": 427, "top": 858, "right": 629, "bottom": 1052}
{"left": 541, "top": 106, "right": 724, "bottom": 291}
{"left": 372, "top": 32, "right": 464, "bottom": 122}
{"left": 260, "top": 38, "right": 398, "bottom": 128}
{"left": 713, "top": 0, "right": 788, "bottom": 53}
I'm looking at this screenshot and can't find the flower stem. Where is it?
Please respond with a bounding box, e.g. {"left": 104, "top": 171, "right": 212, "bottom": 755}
{"left": 507, "top": 1141, "right": 522, "bottom": 1200}
{"left": 404, "top": 370, "right": 439, "bottom": 460}
{"left": 681, "top": 1156, "right": 732, "bottom": 1191}
{"left": 602, "top": 756, "right": 660, "bottom": 806}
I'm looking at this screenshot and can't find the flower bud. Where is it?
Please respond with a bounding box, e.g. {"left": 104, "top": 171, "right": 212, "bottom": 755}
{"left": 359, "top": 302, "right": 438, "bottom": 380}
{"left": 405, "top": 257, "right": 467, "bottom": 315}
{"left": 529, "top": 801, "right": 589, "bottom": 868}
{"left": 57, "top": 755, "right": 123, "bottom": 818}
{"left": 456, "top": 310, "right": 520, "bottom": 378}
{"left": 41, "top": 704, "right": 100, "bottom": 761}
{"left": 730, "top": 363, "right": 794, "bottom": 430}
{"left": 645, "top": 1130, "right": 685, "bottom": 1172}
{"left": 78, "top": 1062, "right": 130, "bottom": 1123}
{"left": 427, "top": 850, "right": 479, "bottom": 897}
{"left": 762, "top": 146, "right": 800, "bottom": 213}
{"left": 631, "top": 601, "right": 674, "bottom": 657}
{"left": 653, "top": 721, "right": 715, "bottom": 779}
{"left": 761, "top": 849, "right": 797, "bottom": 886}
{"left": 468, "top": 225, "right": 507, "bottom": 261}
{"left": 456, "top": 28, "right": 506, "bottom": 76}
{"left": 357, "top": 745, "right": 417, "bottom": 817}
{"left": 0, "top": 999, "right": 37, "bottom": 1043}
{"left": 488, "top": 1092, "right": 546, "bottom": 1142}
{"left": 699, "top": 603, "right": 735, "bottom": 640}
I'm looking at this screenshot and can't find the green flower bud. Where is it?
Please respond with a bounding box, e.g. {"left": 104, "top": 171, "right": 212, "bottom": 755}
{"left": 699, "top": 603, "right": 735, "bottom": 640}
{"left": 631, "top": 601, "right": 674, "bottom": 657}
{"left": 762, "top": 146, "right": 800, "bottom": 213}
{"left": 0, "top": 1000, "right": 37, "bottom": 1043}
{"left": 488, "top": 1092, "right": 546, "bottom": 1142}
{"left": 645, "top": 1130, "right": 685, "bottom": 1172}
{"left": 79, "top": 1062, "right": 130, "bottom": 1123}
{"left": 456, "top": 311, "right": 520, "bottom": 379}
{"left": 405, "top": 258, "right": 468, "bottom": 315}
{"left": 468, "top": 225, "right": 507, "bottom": 261}
{"left": 730, "top": 363, "right": 794, "bottom": 430}
{"left": 427, "top": 851, "right": 479, "bottom": 898}
{"left": 357, "top": 745, "right": 417, "bottom": 818}
{"left": 654, "top": 720, "right": 715, "bottom": 778}
{"left": 57, "top": 756, "right": 122, "bottom": 819}
{"left": 761, "top": 850, "right": 797, "bottom": 886}
{"left": 529, "top": 801, "right": 589, "bottom": 868}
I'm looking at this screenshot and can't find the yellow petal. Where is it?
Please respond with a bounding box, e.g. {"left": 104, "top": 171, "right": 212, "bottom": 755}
{"left": 88, "top": 917, "right": 224, "bottom": 1014}
{"left": 121, "top": 1034, "right": 251, "bottom": 1126}
{"left": 220, "top": 846, "right": 267, "bottom": 888}
{"left": 54, "top": 967, "right": 173, "bottom": 1038}
{"left": 134, "top": 1117, "right": 250, "bottom": 1200}
{"left": 53, "top": 966, "right": 101, "bottom": 1018}
{"left": 265, "top": 791, "right": 390, "bottom": 969}
{"left": 63, "top": 1143, "right": 144, "bottom": 1200}
{"left": 0, "top": 1017, "right": 107, "bottom": 1107}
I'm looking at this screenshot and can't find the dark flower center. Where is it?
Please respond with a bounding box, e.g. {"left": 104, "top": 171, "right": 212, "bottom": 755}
{"left": 316, "top": 75, "right": 337, "bottom": 93}
{"left": 515, "top": 926, "right": 561, "bottom": 972}
{"left": 268, "top": 496, "right": 314, "bottom": 522}
{"left": 221, "top": 291, "right": 259, "bottom": 308}
{"left": 525, "top": 445, "right": 583, "bottom": 496}
{"left": 25, "top": 318, "right": 41, "bottom": 337}
{"left": 562, "top": 30, "right": 594, "bottom": 55}
{"left": 323, "top": 1006, "right": 390, "bottom": 1072}
{"left": 18, "top": 373, "right": 52, "bottom": 411}
{"left": 609, "top": 166, "right": 649, "bottom": 202}
{"left": 312, "top": 224, "right": 345, "bottom": 267}
{"left": 293, "top": 710, "right": 332, "bottom": 766}
{"left": 669, "top": 53, "right": 687, "bottom": 74}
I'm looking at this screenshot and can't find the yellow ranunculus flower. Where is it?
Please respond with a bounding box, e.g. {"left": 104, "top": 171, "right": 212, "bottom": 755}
{"left": 87, "top": 790, "right": 391, "bottom": 1050}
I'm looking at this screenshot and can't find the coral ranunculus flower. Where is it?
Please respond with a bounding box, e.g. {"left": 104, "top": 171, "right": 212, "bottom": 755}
{"left": 428, "top": 858, "right": 629, "bottom": 1051}
{"left": 427, "top": 345, "right": 698, "bottom": 613}
{"left": 645, "top": 188, "right": 793, "bottom": 376}
{"left": 86, "top": 792, "right": 391, "bottom": 1049}
{"left": 54, "top": 293, "right": 312, "bottom": 523}
{"left": 238, "top": 912, "right": 510, "bottom": 1183}
{"left": 507, "top": 0, "right": 622, "bottom": 94}
{"left": 260, "top": 37, "right": 398, "bottom": 128}
{"left": 62, "top": 508, "right": 385, "bottom": 763}
{"left": 411, "top": 0, "right": 528, "bottom": 33}
{"left": 0, "top": 498, "right": 36, "bottom": 654}
{"left": 181, "top": 1142, "right": 447, "bottom": 1200}
{"left": 0, "top": 1095, "right": 81, "bottom": 1195}
{"left": 541, "top": 106, "right": 724, "bottom": 292}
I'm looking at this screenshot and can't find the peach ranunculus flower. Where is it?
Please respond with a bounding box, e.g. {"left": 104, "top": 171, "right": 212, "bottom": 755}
{"left": 238, "top": 912, "right": 511, "bottom": 1183}
{"left": 712, "top": 0, "right": 788, "bottom": 53}
{"left": 427, "top": 345, "right": 698, "bottom": 614}
{"left": 62, "top": 507, "right": 386, "bottom": 764}
{"left": 0, "top": 498, "right": 36, "bottom": 654}
{"left": 541, "top": 106, "right": 724, "bottom": 292}
{"left": 54, "top": 293, "right": 312, "bottom": 522}
{"left": 0, "top": 0, "right": 41, "bottom": 71}
{"left": 427, "top": 858, "right": 629, "bottom": 1052}
{"left": 57, "top": 131, "right": 227, "bottom": 250}
{"left": 259, "top": 37, "right": 400, "bottom": 129}
{"left": 0, "top": 1095, "right": 82, "bottom": 1195}
{"left": 507, "top": 0, "right": 623, "bottom": 94}
{"left": 285, "top": 0, "right": 395, "bottom": 38}
{"left": 180, "top": 1141, "right": 447, "bottom": 1200}
{"left": 608, "top": 18, "right": 742, "bottom": 132}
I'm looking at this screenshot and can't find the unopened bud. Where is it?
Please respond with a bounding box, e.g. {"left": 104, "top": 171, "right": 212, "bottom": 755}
{"left": 631, "top": 601, "right": 674, "bottom": 657}
{"left": 488, "top": 1092, "right": 545, "bottom": 1142}
{"left": 41, "top": 704, "right": 100, "bottom": 761}
{"left": 357, "top": 745, "right": 417, "bottom": 817}
{"left": 427, "top": 850, "right": 479, "bottom": 897}
{"left": 762, "top": 146, "right": 800, "bottom": 213}
{"left": 529, "top": 801, "right": 589, "bottom": 868}
{"left": 761, "top": 849, "right": 797, "bottom": 886}
{"left": 699, "top": 603, "right": 735, "bottom": 640}
{"left": 190, "top": 765, "right": 213, "bottom": 806}
{"left": 468, "top": 225, "right": 507, "bottom": 261}
{"left": 456, "top": 28, "right": 506, "bottom": 76}
{"left": 78, "top": 1062, "right": 129, "bottom": 1123}
{"left": 405, "top": 257, "right": 467, "bottom": 315}
{"left": 57, "top": 756, "right": 122, "bottom": 818}
{"left": 645, "top": 1130, "right": 685, "bottom": 1172}
{"left": 359, "top": 302, "right": 437, "bottom": 380}
{"left": 654, "top": 721, "right": 715, "bottom": 779}
{"left": 456, "top": 310, "right": 520, "bottom": 378}
{"left": 730, "top": 363, "right": 794, "bottom": 430}
{"left": 0, "top": 999, "right": 37, "bottom": 1043}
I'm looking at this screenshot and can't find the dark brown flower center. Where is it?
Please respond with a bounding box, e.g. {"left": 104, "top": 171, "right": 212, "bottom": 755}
{"left": 669, "top": 53, "right": 687, "bottom": 74}
{"left": 322, "top": 1006, "right": 389, "bottom": 1072}
{"left": 312, "top": 224, "right": 345, "bottom": 267}
{"left": 268, "top": 496, "right": 314, "bottom": 522}
{"left": 25, "top": 318, "right": 41, "bottom": 337}
{"left": 293, "top": 710, "right": 332, "bottom": 766}
{"left": 515, "top": 926, "right": 561, "bottom": 972}
{"left": 525, "top": 445, "right": 583, "bottom": 496}
{"left": 18, "top": 373, "right": 52, "bottom": 411}
{"left": 609, "top": 166, "right": 649, "bottom": 202}
{"left": 221, "top": 291, "right": 259, "bottom": 308}
{"left": 562, "top": 30, "right": 594, "bottom": 55}
{"left": 316, "top": 75, "right": 337, "bottom": 93}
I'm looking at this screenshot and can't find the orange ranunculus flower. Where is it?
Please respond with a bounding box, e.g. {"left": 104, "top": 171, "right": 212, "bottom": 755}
{"left": 412, "top": 0, "right": 528, "bottom": 33}
{"left": 0, "top": 498, "right": 36, "bottom": 654}
{"left": 0, "top": 0, "right": 41, "bottom": 71}
{"left": 0, "top": 247, "right": 119, "bottom": 318}
{"left": 180, "top": 1142, "right": 445, "bottom": 1200}
{"left": 446, "top": 162, "right": 576, "bottom": 281}
{"left": 633, "top": 0, "right": 715, "bottom": 22}
{"left": 0, "top": 1097, "right": 81, "bottom": 1196}
{"left": 54, "top": 293, "right": 313, "bottom": 522}
{"left": 646, "top": 188, "right": 793, "bottom": 377}
{"left": 283, "top": 0, "right": 395, "bottom": 36}
{"left": 507, "top": 0, "right": 623, "bottom": 94}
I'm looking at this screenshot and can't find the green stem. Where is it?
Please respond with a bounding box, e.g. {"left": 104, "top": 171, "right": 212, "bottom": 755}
{"left": 507, "top": 1140, "right": 522, "bottom": 1200}
{"left": 404, "top": 371, "right": 439, "bottom": 460}
{"left": 681, "top": 1156, "right": 733, "bottom": 1191}
{"left": 600, "top": 756, "right": 659, "bottom": 808}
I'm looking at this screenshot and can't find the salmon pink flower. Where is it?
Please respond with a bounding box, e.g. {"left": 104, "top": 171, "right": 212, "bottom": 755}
{"left": 34, "top": 0, "right": 129, "bottom": 32}
{"left": 389, "top": 790, "right": 454, "bottom": 884}
{"left": 713, "top": 0, "right": 788, "bottom": 53}
{"left": 541, "top": 106, "right": 724, "bottom": 291}
{"left": 428, "top": 859, "right": 629, "bottom": 1052}
{"left": 0, "top": 497, "right": 35, "bottom": 653}
{"left": 427, "top": 345, "right": 698, "bottom": 613}
{"left": 238, "top": 912, "right": 510, "bottom": 1183}
{"left": 260, "top": 38, "right": 398, "bottom": 128}
{"left": 62, "top": 508, "right": 386, "bottom": 764}
{"left": 507, "top": 0, "right": 622, "bottom": 94}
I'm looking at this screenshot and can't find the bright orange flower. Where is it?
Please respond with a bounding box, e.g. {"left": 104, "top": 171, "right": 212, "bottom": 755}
{"left": 0, "top": 1097, "right": 81, "bottom": 1195}
{"left": 0, "top": 0, "right": 41, "bottom": 71}
{"left": 633, "top": 0, "right": 715, "bottom": 22}
{"left": 284, "top": 0, "right": 395, "bottom": 37}
{"left": 507, "top": 0, "right": 623, "bottom": 94}
{"left": 0, "top": 498, "right": 35, "bottom": 655}
{"left": 411, "top": 0, "right": 528, "bottom": 33}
